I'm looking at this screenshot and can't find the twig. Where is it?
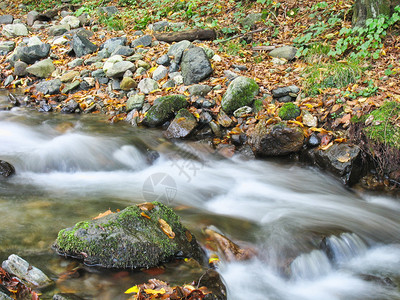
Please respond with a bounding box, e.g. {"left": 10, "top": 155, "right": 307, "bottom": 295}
{"left": 217, "top": 27, "right": 269, "bottom": 43}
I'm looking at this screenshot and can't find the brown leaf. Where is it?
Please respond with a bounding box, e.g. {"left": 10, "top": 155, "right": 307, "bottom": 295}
{"left": 159, "top": 219, "right": 175, "bottom": 238}
{"left": 93, "top": 209, "right": 113, "bottom": 220}
{"left": 137, "top": 202, "right": 155, "bottom": 211}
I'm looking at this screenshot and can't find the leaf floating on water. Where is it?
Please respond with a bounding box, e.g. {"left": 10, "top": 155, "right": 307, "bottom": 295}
{"left": 93, "top": 209, "right": 113, "bottom": 220}
{"left": 158, "top": 219, "right": 175, "bottom": 238}
{"left": 141, "top": 212, "right": 151, "bottom": 219}
{"left": 137, "top": 202, "right": 155, "bottom": 211}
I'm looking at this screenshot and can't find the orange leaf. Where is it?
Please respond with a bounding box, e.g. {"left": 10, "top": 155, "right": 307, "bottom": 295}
{"left": 137, "top": 202, "right": 155, "bottom": 211}
{"left": 159, "top": 219, "right": 175, "bottom": 238}
{"left": 93, "top": 209, "right": 113, "bottom": 220}
{"left": 141, "top": 212, "right": 151, "bottom": 219}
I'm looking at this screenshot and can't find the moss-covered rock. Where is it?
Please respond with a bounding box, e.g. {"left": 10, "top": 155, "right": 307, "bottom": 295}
{"left": 248, "top": 120, "right": 305, "bottom": 156}
{"left": 142, "top": 95, "right": 188, "bottom": 127}
{"left": 221, "top": 76, "right": 259, "bottom": 114}
{"left": 53, "top": 202, "right": 204, "bottom": 269}
{"left": 164, "top": 108, "right": 197, "bottom": 138}
{"left": 278, "top": 102, "right": 301, "bottom": 120}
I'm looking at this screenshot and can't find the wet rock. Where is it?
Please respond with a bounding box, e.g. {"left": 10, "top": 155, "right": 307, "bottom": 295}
{"left": 120, "top": 77, "right": 137, "bottom": 90}
{"left": 61, "top": 99, "right": 79, "bottom": 113}
{"left": 269, "top": 46, "right": 297, "bottom": 61}
{"left": 217, "top": 110, "right": 233, "bottom": 128}
{"left": 61, "top": 80, "right": 80, "bottom": 94}
{"left": 181, "top": 47, "right": 213, "bottom": 85}
{"left": 101, "top": 37, "right": 127, "bottom": 53}
{"left": 0, "top": 291, "right": 13, "bottom": 300}
{"left": 2, "top": 254, "right": 52, "bottom": 288}
{"left": 49, "top": 24, "right": 70, "bottom": 36}
{"left": 0, "top": 14, "right": 13, "bottom": 24}
{"left": 167, "top": 40, "right": 192, "bottom": 63}
{"left": 221, "top": 76, "right": 259, "bottom": 113}
{"left": 307, "top": 134, "right": 320, "bottom": 147}
{"left": 249, "top": 121, "right": 305, "bottom": 156}
{"left": 126, "top": 94, "right": 145, "bottom": 111}
{"left": 156, "top": 54, "right": 170, "bottom": 66}
{"left": 26, "top": 58, "right": 55, "bottom": 78}
{"left": 105, "top": 61, "right": 136, "bottom": 78}
{"left": 164, "top": 108, "right": 197, "bottom": 138}
{"left": 111, "top": 45, "right": 134, "bottom": 57}
{"left": 68, "top": 58, "right": 84, "bottom": 68}
{"left": 0, "top": 160, "right": 15, "bottom": 178}
{"left": 13, "top": 60, "right": 28, "bottom": 76}
{"left": 138, "top": 78, "right": 159, "bottom": 94}
{"left": 306, "top": 143, "right": 363, "bottom": 185}
{"left": 0, "top": 41, "right": 15, "bottom": 54}
{"left": 60, "top": 15, "right": 80, "bottom": 29}
{"left": 131, "top": 35, "right": 152, "bottom": 48}
{"left": 72, "top": 33, "right": 98, "bottom": 58}
{"left": 53, "top": 202, "right": 204, "bottom": 269}
{"left": 142, "top": 94, "right": 187, "bottom": 127}
{"left": 53, "top": 293, "right": 84, "bottom": 300}
{"left": 278, "top": 103, "right": 301, "bottom": 120}
{"left": 18, "top": 43, "right": 51, "bottom": 64}
{"left": 36, "top": 79, "right": 62, "bottom": 95}
{"left": 233, "top": 106, "right": 252, "bottom": 118}
{"left": 187, "top": 84, "right": 212, "bottom": 96}
{"left": 2, "top": 24, "right": 28, "bottom": 37}
{"left": 97, "top": 6, "right": 119, "bottom": 17}
{"left": 152, "top": 65, "right": 168, "bottom": 81}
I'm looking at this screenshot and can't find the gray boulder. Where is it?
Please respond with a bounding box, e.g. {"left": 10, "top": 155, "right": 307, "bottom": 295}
{"left": 164, "top": 108, "right": 197, "bottom": 139}
{"left": 72, "top": 33, "right": 98, "bottom": 57}
{"left": 60, "top": 15, "right": 80, "bottom": 29}
{"left": 150, "top": 20, "right": 169, "bottom": 31}
{"left": 221, "top": 76, "right": 259, "bottom": 113}
{"left": 249, "top": 121, "right": 305, "bottom": 156}
{"left": 187, "top": 84, "right": 212, "bottom": 96}
{"left": 48, "top": 24, "right": 70, "bottom": 36}
{"left": 105, "top": 61, "right": 136, "bottom": 78}
{"left": 111, "top": 45, "right": 134, "bottom": 57}
{"left": 26, "top": 58, "right": 55, "bottom": 77}
{"left": 61, "top": 80, "right": 80, "bottom": 94}
{"left": 0, "top": 160, "right": 15, "bottom": 178}
{"left": 126, "top": 94, "right": 145, "bottom": 111}
{"left": 181, "top": 47, "right": 213, "bottom": 85}
{"left": 142, "top": 95, "right": 188, "bottom": 127}
{"left": 53, "top": 202, "right": 203, "bottom": 268}
{"left": 35, "top": 79, "right": 62, "bottom": 95}
{"left": 138, "top": 78, "right": 159, "bottom": 94}
{"left": 131, "top": 35, "right": 152, "bottom": 48}
{"left": 0, "top": 41, "right": 15, "bottom": 54}
{"left": 269, "top": 46, "right": 297, "bottom": 61}
{"left": 101, "top": 36, "right": 127, "bottom": 53}
{"left": 27, "top": 10, "right": 39, "bottom": 26}
{"left": 19, "top": 43, "right": 50, "bottom": 64}
{"left": 156, "top": 54, "right": 170, "bottom": 66}
{"left": 167, "top": 40, "right": 192, "bottom": 63}
{"left": 241, "top": 13, "right": 262, "bottom": 28}
{"left": 272, "top": 85, "right": 300, "bottom": 98}
{"left": 2, "top": 254, "right": 52, "bottom": 288}
{"left": 2, "top": 24, "right": 28, "bottom": 37}
{"left": 0, "top": 14, "right": 13, "bottom": 24}
{"left": 152, "top": 65, "right": 168, "bottom": 81}
{"left": 14, "top": 61, "right": 28, "bottom": 76}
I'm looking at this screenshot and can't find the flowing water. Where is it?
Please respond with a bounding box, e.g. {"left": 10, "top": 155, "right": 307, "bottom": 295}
{"left": 1, "top": 96, "right": 400, "bottom": 299}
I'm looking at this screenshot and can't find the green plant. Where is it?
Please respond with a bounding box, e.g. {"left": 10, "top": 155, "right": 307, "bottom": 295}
{"left": 303, "top": 59, "right": 362, "bottom": 95}
{"left": 98, "top": 13, "right": 125, "bottom": 31}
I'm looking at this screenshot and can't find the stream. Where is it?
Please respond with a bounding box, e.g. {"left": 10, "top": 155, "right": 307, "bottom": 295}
{"left": 1, "top": 93, "right": 400, "bottom": 299}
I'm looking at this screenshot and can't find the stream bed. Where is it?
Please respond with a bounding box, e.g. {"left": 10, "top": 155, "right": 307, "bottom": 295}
{"left": 1, "top": 95, "right": 400, "bottom": 299}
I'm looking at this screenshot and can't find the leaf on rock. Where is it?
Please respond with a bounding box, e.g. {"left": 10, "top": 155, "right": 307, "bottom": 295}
{"left": 158, "top": 219, "right": 175, "bottom": 239}
{"left": 125, "top": 285, "right": 139, "bottom": 294}
{"left": 137, "top": 202, "right": 155, "bottom": 211}
{"left": 93, "top": 209, "right": 113, "bottom": 220}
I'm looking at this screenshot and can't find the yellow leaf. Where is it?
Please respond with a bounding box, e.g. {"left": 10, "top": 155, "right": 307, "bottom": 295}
{"left": 159, "top": 219, "right": 175, "bottom": 238}
{"left": 125, "top": 285, "right": 139, "bottom": 294}
{"left": 209, "top": 256, "right": 220, "bottom": 264}
{"left": 53, "top": 60, "right": 63, "bottom": 65}
{"left": 144, "top": 288, "right": 166, "bottom": 295}
{"left": 93, "top": 209, "right": 113, "bottom": 220}
{"left": 148, "top": 66, "right": 157, "bottom": 73}
{"left": 288, "top": 120, "right": 304, "bottom": 127}
{"left": 337, "top": 154, "right": 351, "bottom": 163}
{"left": 320, "top": 141, "right": 334, "bottom": 151}
{"left": 137, "top": 202, "right": 155, "bottom": 211}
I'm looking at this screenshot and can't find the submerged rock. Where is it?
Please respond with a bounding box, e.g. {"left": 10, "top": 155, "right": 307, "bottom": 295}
{"left": 2, "top": 254, "right": 52, "bottom": 288}
{"left": 142, "top": 94, "right": 188, "bottom": 127}
{"left": 0, "top": 160, "right": 15, "bottom": 178}
{"left": 249, "top": 121, "right": 305, "bottom": 156}
{"left": 221, "top": 76, "right": 259, "bottom": 113}
{"left": 53, "top": 202, "right": 204, "bottom": 269}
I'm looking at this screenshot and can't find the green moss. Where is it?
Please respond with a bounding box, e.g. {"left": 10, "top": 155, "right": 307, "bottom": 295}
{"left": 253, "top": 99, "right": 264, "bottom": 113}
{"left": 142, "top": 95, "right": 188, "bottom": 127}
{"left": 363, "top": 101, "right": 400, "bottom": 149}
{"left": 278, "top": 103, "right": 301, "bottom": 120}
{"left": 221, "top": 76, "right": 259, "bottom": 113}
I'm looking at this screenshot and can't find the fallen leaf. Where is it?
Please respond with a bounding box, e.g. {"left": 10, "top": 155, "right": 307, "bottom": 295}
{"left": 320, "top": 141, "right": 334, "bottom": 150}
{"left": 337, "top": 154, "right": 351, "bottom": 163}
{"left": 159, "top": 219, "right": 175, "bottom": 238}
{"left": 137, "top": 202, "right": 155, "bottom": 211}
{"left": 125, "top": 285, "right": 139, "bottom": 294}
{"left": 141, "top": 212, "right": 151, "bottom": 219}
{"left": 144, "top": 288, "right": 166, "bottom": 295}
{"left": 93, "top": 209, "right": 113, "bottom": 220}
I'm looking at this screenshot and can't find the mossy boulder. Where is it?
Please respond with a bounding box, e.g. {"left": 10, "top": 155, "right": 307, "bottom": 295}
{"left": 142, "top": 95, "right": 188, "bottom": 127}
{"left": 278, "top": 102, "right": 301, "bottom": 120}
{"left": 221, "top": 76, "right": 259, "bottom": 114}
{"left": 248, "top": 120, "right": 305, "bottom": 156}
{"left": 164, "top": 108, "right": 198, "bottom": 139}
{"left": 53, "top": 202, "right": 204, "bottom": 269}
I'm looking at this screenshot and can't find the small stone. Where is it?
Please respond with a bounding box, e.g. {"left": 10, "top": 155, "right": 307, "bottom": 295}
{"left": 142, "top": 95, "right": 187, "bottom": 127}
{"left": 120, "top": 77, "right": 137, "bottom": 91}
{"left": 232, "top": 64, "right": 248, "bottom": 71}
{"left": 187, "top": 84, "right": 212, "bottom": 96}
{"left": 105, "top": 61, "right": 136, "bottom": 78}
{"left": 0, "top": 14, "right": 13, "bottom": 24}
{"left": 271, "top": 57, "right": 287, "bottom": 65}
{"left": 138, "top": 78, "right": 159, "bottom": 94}
{"left": 36, "top": 79, "right": 62, "bottom": 95}
{"left": 97, "top": 6, "right": 119, "bottom": 17}
{"left": 0, "top": 160, "right": 15, "bottom": 177}
{"left": 126, "top": 94, "right": 145, "bottom": 111}
{"left": 152, "top": 65, "right": 168, "bottom": 81}
{"left": 167, "top": 40, "right": 192, "bottom": 63}
{"left": 19, "top": 43, "right": 51, "bottom": 64}
{"left": 271, "top": 85, "right": 300, "bottom": 98}
{"left": 2, "top": 24, "right": 28, "bottom": 37}
{"left": 241, "top": 13, "right": 262, "bottom": 28}
{"left": 61, "top": 99, "right": 79, "bottom": 113}
{"left": 68, "top": 58, "right": 84, "bottom": 68}
{"left": 162, "top": 79, "right": 175, "bottom": 89}
{"left": 269, "top": 46, "right": 297, "bottom": 61}
{"left": 84, "top": 55, "right": 102, "bottom": 65}
{"left": 14, "top": 61, "right": 28, "bottom": 76}
{"left": 0, "top": 41, "right": 15, "bottom": 54}
{"left": 127, "top": 53, "right": 143, "bottom": 61}
{"left": 169, "top": 61, "right": 179, "bottom": 73}
{"left": 83, "top": 77, "right": 95, "bottom": 87}
{"left": 136, "top": 59, "right": 151, "bottom": 69}
{"left": 60, "top": 70, "right": 80, "bottom": 82}
{"left": 111, "top": 45, "right": 134, "bottom": 57}
{"left": 278, "top": 102, "right": 301, "bottom": 120}
{"left": 277, "top": 95, "right": 293, "bottom": 103}
{"left": 212, "top": 54, "right": 222, "bottom": 62}
{"left": 302, "top": 110, "right": 318, "bottom": 127}
{"left": 27, "top": 11, "right": 39, "bottom": 26}
{"left": 72, "top": 33, "right": 98, "bottom": 58}
{"left": 172, "top": 74, "right": 183, "bottom": 85}
{"left": 131, "top": 35, "right": 152, "bottom": 48}
{"left": 233, "top": 106, "right": 252, "bottom": 118}
{"left": 101, "top": 37, "right": 127, "bottom": 53}
{"left": 221, "top": 76, "right": 259, "bottom": 113}
{"left": 61, "top": 80, "right": 80, "bottom": 93}
{"left": 135, "top": 67, "right": 146, "bottom": 75}
{"left": 52, "top": 37, "right": 69, "bottom": 45}
{"left": 48, "top": 24, "right": 70, "bottom": 36}
{"left": 150, "top": 20, "right": 169, "bottom": 32}
{"left": 156, "top": 54, "right": 170, "bottom": 66}
{"left": 26, "top": 58, "right": 55, "bottom": 78}
{"left": 308, "top": 134, "right": 320, "bottom": 147}
{"left": 217, "top": 109, "right": 233, "bottom": 127}
{"left": 223, "top": 70, "right": 239, "bottom": 81}
{"left": 4, "top": 75, "right": 13, "bottom": 86}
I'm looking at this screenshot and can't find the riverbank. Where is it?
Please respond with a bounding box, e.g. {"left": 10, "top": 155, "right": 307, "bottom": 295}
{"left": 1, "top": 0, "right": 400, "bottom": 191}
